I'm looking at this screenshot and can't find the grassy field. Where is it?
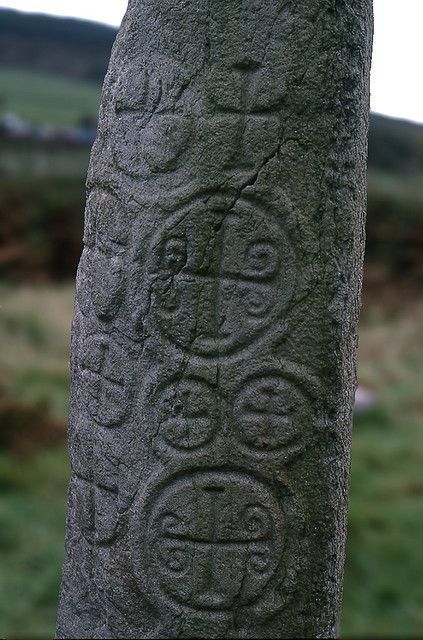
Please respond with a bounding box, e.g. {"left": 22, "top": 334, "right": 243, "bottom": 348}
{"left": 0, "top": 284, "right": 422, "bottom": 638}
{"left": 343, "top": 297, "right": 423, "bottom": 636}
{"left": 0, "top": 65, "right": 101, "bottom": 125}
{"left": 0, "top": 285, "right": 74, "bottom": 420}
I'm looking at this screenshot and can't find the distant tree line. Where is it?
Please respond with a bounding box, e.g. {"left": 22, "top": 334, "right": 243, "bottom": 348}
{"left": 369, "top": 114, "right": 423, "bottom": 175}
{"left": 0, "top": 9, "right": 116, "bottom": 82}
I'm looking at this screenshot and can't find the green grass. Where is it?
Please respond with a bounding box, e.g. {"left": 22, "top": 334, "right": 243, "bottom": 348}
{"left": 341, "top": 300, "right": 423, "bottom": 637}
{"left": 0, "top": 285, "right": 72, "bottom": 638}
{"left": 0, "top": 65, "right": 101, "bottom": 125}
{"left": 0, "top": 447, "right": 69, "bottom": 638}
{"left": 0, "top": 284, "right": 74, "bottom": 420}
{"left": 0, "top": 286, "right": 422, "bottom": 638}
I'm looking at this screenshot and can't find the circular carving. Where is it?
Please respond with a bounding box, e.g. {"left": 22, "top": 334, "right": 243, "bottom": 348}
{"left": 147, "top": 193, "right": 295, "bottom": 357}
{"left": 132, "top": 470, "right": 284, "bottom": 612}
{"left": 113, "top": 63, "right": 193, "bottom": 177}
{"left": 234, "top": 375, "right": 304, "bottom": 452}
{"left": 115, "top": 114, "right": 192, "bottom": 176}
{"left": 154, "top": 378, "right": 219, "bottom": 451}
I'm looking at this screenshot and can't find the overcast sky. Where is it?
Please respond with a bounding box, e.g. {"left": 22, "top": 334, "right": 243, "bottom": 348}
{"left": 1, "top": 0, "right": 422, "bottom": 124}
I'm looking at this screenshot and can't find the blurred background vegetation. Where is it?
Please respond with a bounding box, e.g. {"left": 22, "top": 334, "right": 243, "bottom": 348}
{"left": 0, "top": 8, "right": 422, "bottom": 639}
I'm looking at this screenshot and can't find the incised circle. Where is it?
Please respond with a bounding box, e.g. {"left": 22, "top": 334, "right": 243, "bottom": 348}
{"left": 147, "top": 193, "right": 295, "bottom": 357}
{"left": 131, "top": 470, "right": 284, "bottom": 612}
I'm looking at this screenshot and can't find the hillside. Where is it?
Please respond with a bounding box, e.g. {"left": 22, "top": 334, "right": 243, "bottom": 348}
{"left": 0, "top": 9, "right": 116, "bottom": 81}
{"left": 0, "top": 66, "right": 100, "bottom": 125}
{"left": 369, "top": 113, "right": 423, "bottom": 175}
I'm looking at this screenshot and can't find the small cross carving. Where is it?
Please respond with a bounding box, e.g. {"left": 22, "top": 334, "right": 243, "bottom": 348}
{"left": 77, "top": 474, "right": 119, "bottom": 545}
{"left": 81, "top": 336, "right": 128, "bottom": 427}
{"left": 208, "top": 65, "right": 281, "bottom": 169}
{"left": 72, "top": 425, "right": 120, "bottom": 546}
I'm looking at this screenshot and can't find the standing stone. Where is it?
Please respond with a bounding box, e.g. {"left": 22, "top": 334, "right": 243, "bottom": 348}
{"left": 57, "top": 1, "right": 373, "bottom": 638}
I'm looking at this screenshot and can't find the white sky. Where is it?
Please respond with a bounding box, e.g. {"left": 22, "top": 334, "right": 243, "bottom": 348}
{"left": 1, "top": 0, "right": 422, "bottom": 124}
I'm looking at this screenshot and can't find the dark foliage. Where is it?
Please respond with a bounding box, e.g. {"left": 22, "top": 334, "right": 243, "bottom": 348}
{"left": 0, "top": 174, "right": 85, "bottom": 281}
{"left": 369, "top": 114, "right": 423, "bottom": 175}
{"left": 367, "top": 173, "right": 423, "bottom": 280}
{"left": 0, "top": 392, "right": 65, "bottom": 456}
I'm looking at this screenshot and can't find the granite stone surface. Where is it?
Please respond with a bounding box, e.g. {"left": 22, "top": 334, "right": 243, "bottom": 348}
{"left": 57, "top": 1, "right": 373, "bottom": 637}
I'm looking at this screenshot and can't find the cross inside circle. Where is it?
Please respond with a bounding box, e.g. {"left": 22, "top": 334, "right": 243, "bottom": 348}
{"left": 145, "top": 471, "right": 284, "bottom": 611}
{"left": 149, "top": 195, "right": 293, "bottom": 357}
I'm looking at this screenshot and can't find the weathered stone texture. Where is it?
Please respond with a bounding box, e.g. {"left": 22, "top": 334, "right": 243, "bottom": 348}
{"left": 57, "top": 1, "right": 373, "bottom": 638}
